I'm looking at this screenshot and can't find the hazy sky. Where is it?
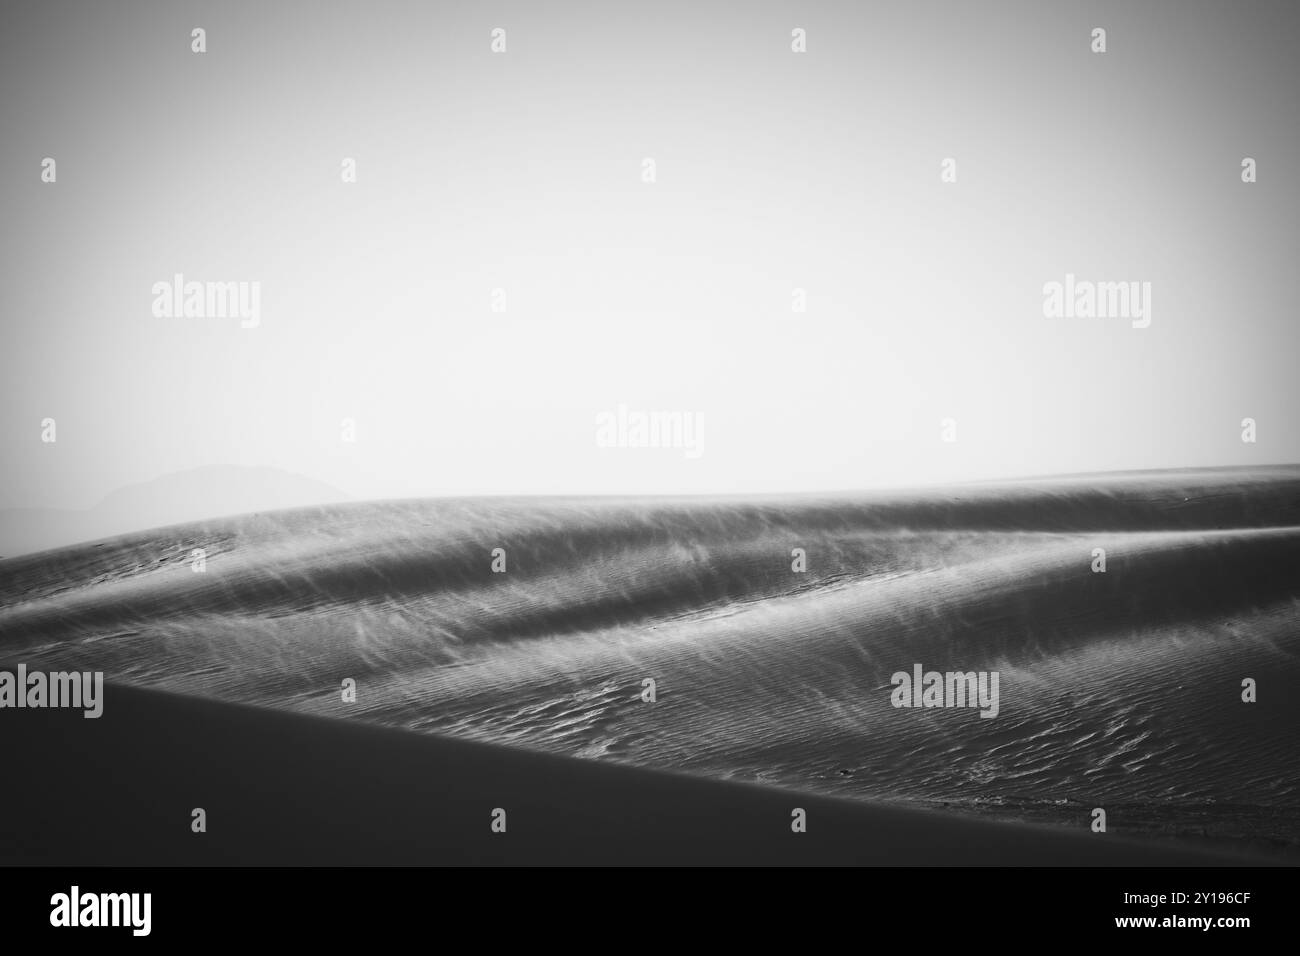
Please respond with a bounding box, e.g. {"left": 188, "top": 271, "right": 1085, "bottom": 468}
{"left": 2, "top": 0, "right": 1297, "bottom": 510}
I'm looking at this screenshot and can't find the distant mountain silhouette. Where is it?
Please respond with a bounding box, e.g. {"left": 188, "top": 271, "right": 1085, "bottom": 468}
{"left": 0, "top": 465, "right": 350, "bottom": 558}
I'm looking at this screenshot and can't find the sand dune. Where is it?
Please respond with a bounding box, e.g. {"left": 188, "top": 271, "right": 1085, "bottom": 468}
{"left": 2, "top": 466, "right": 1297, "bottom": 861}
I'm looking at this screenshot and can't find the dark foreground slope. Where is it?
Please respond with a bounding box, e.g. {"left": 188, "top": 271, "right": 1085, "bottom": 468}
{"left": 0, "top": 683, "right": 1265, "bottom": 866}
